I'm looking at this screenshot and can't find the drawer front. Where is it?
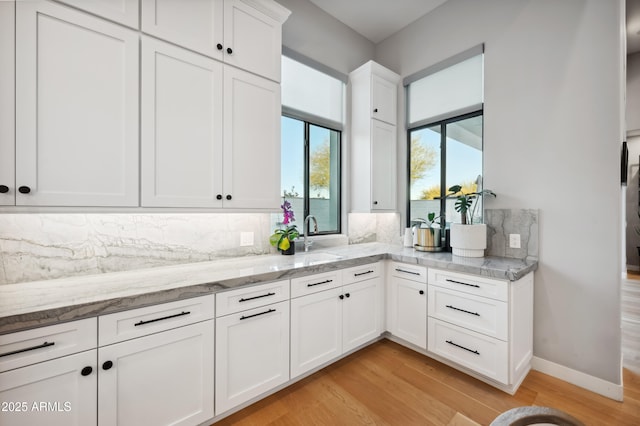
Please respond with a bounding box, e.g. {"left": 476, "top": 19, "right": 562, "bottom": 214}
{"left": 0, "top": 318, "right": 96, "bottom": 373}
{"left": 216, "top": 280, "right": 289, "bottom": 317}
{"left": 99, "top": 294, "right": 215, "bottom": 346}
{"left": 342, "top": 262, "right": 381, "bottom": 285}
{"left": 428, "top": 318, "right": 508, "bottom": 384}
{"left": 291, "top": 271, "right": 342, "bottom": 298}
{"left": 389, "top": 262, "right": 427, "bottom": 283}
{"left": 428, "top": 268, "right": 508, "bottom": 301}
{"left": 428, "top": 285, "right": 508, "bottom": 340}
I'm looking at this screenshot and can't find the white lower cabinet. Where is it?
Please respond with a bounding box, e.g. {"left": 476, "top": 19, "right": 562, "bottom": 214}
{"left": 386, "top": 263, "right": 428, "bottom": 350}
{"left": 98, "top": 294, "right": 216, "bottom": 426}
{"left": 290, "top": 263, "right": 383, "bottom": 379}
{"left": 0, "top": 318, "right": 97, "bottom": 426}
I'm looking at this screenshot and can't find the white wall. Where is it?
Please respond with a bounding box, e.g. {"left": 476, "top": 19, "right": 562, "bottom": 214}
{"left": 275, "top": 0, "right": 374, "bottom": 75}
{"left": 376, "top": 0, "right": 624, "bottom": 386}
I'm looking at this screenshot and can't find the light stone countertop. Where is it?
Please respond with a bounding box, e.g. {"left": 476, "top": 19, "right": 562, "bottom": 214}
{"left": 0, "top": 242, "right": 537, "bottom": 334}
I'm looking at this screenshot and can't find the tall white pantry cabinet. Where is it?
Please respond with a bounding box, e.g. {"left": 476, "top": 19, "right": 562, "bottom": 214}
{"left": 0, "top": 0, "right": 290, "bottom": 209}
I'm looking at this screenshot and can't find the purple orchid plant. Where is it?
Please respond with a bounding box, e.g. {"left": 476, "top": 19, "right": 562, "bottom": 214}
{"left": 269, "top": 199, "right": 300, "bottom": 251}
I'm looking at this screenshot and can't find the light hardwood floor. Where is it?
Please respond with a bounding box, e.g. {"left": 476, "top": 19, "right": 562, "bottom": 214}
{"left": 214, "top": 339, "right": 640, "bottom": 426}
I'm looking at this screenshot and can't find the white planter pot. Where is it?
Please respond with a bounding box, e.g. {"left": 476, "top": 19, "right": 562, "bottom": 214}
{"left": 450, "top": 223, "right": 487, "bottom": 258}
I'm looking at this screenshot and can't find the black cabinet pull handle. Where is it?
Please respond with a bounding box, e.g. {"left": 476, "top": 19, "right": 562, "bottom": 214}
{"left": 395, "top": 268, "right": 420, "bottom": 276}
{"left": 446, "top": 279, "right": 480, "bottom": 288}
{"left": 0, "top": 341, "right": 55, "bottom": 358}
{"left": 240, "top": 308, "right": 275, "bottom": 320}
{"left": 102, "top": 360, "right": 113, "bottom": 370}
{"left": 446, "top": 340, "right": 480, "bottom": 355}
{"left": 0, "top": 185, "right": 8, "bottom": 193}
{"left": 217, "top": 43, "right": 223, "bottom": 50}
{"left": 339, "top": 294, "right": 344, "bottom": 300}
{"left": 239, "top": 292, "right": 275, "bottom": 302}
{"left": 307, "top": 279, "right": 332, "bottom": 287}
{"left": 354, "top": 270, "right": 374, "bottom": 277}
{"left": 226, "top": 194, "right": 232, "bottom": 200}
{"left": 419, "top": 290, "right": 425, "bottom": 295}
{"left": 81, "top": 366, "right": 93, "bottom": 376}
{"left": 134, "top": 311, "right": 190, "bottom": 327}
{"left": 18, "top": 186, "right": 31, "bottom": 194}
{"left": 226, "top": 47, "right": 233, "bottom": 54}
{"left": 446, "top": 304, "right": 480, "bottom": 316}
{"left": 216, "top": 194, "right": 222, "bottom": 200}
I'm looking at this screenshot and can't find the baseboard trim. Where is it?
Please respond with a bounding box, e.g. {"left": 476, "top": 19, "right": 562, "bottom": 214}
{"left": 532, "top": 356, "right": 623, "bottom": 401}
{"left": 626, "top": 264, "right": 640, "bottom": 272}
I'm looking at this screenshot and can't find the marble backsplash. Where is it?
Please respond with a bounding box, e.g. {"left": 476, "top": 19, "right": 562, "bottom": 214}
{"left": 0, "top": 209, "right": 536, "bottom": 285}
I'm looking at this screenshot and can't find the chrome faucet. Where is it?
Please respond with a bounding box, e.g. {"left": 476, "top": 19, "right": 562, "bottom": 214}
{"left": 303, "top": 215, "right": 318, "bottom": 252}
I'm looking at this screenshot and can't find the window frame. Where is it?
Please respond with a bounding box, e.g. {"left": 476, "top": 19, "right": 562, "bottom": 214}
{"left": 282, "top": 113, "right": 342, "bottom": 236}
{"left": 406, "top": 109, "right": 483, "bottom": 227}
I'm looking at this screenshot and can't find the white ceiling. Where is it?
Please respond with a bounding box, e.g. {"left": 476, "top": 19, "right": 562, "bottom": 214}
{"left": 309, "top": 0, "right": 640, "bottom": 54}
{"left": 307, "top": 0, "right": 448, "bottom": 44}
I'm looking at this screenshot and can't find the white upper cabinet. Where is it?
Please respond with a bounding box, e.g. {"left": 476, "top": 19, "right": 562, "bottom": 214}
{"left": 15, "top": 1, "right": 139, "bottom": 207}
{"left": 55, "top": 0, "right": 140, "bottom": 28}
{"left": 0, "top": 1, "right": 14, "bottom": 206}
{"left": 142, "top": 0, "right": 290, "bottom": 82}
{"left": 141, "top": 36, "right": 224, "bottom": 207}
{"left": 350, "top": 61, "right": 400, "bottom": 212}
{"left": 223, "top": 66, "right": 281, "bottom": 209}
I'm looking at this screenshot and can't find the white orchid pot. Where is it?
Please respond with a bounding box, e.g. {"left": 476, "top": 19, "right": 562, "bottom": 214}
{"left": 450, "top": 223, "right": 487, "bottom": 258}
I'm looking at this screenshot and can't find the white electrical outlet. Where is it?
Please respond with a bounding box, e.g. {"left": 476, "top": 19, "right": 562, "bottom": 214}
{"left": 240, "top": 232, "right": 254, "bottom": 247}
{"left": 509, "top": 233, "right": 521, "bottom": 249}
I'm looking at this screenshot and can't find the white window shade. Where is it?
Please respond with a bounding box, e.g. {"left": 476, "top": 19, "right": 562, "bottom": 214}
{"left": 281, "top": 55, "right": 344, "bottom": 127}
{"left": 407, "top": 52, "right": 483, "bottom": 127}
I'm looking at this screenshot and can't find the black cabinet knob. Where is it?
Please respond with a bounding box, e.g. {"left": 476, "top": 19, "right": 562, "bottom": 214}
{"left": 419, "top": 290, "right": 425, "bottom": 295}
{"left": 226, "top": 195, "right": 232, "bottom": 200}
{"left": 81, "top": 366, "right": 93, "bottom": 376}
{"left": 18, "top": 186, "right": 31, "bottom": 194}
{"left": 373, "top": 201, "right": 378, "bottom": 205}
{"left": 226, "top": 47, "right": 233, "bottom": 54}
{"left": 339, "top": 295, "right": 344, "bottom": 300}
{"left": 0, "top": 185, "right": 8, "bottom": 193}
{"left": 216, "top": 194, "right": 222, "bottom": 200}
{"left": 102, "top": 361, "right": 113, "bottom": 370}
{"left": 373, "top": 108, "right": 378, "bottom": 113}
{"left": 217, "top": 43, "right": 223, "bottom": 50}
{"left": 346, "top": 293, "right": 350, "bottom": 298}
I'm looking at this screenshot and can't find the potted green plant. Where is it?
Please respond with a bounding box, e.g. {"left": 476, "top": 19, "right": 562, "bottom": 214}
{"left": 413, "top": 212, "right": 444, "bottom": 252}
{"left": 269, "top": 200, "right": 300, "bottom": 255}
{"left": 447, "top": 184, "right": 496, "bottom": 257}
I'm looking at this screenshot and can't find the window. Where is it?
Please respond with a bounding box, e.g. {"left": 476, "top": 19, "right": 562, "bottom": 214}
{"left": 281, "top": 116, "right": 341, "bottom": 234}
{"left": 405, "top": 46, "right": 484, "bottom": 226}
{"left": 280, "top": 51, "right": 345, "bottom": 235}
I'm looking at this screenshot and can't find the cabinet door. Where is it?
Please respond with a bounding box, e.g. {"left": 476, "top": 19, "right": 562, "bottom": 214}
{"left": 98, "top": 321, "right": 214, "bottom": 426}
{"left": 387, "top": 277, "right": 427, "bottom": 350}
{"left": 141, "top": 36, "right": 224, "bottom": 207}
{"left": 15, "top": 1, "right": 139, "bottom": 206}
{"left": 0, "top": 350, "right": 97, "bottom": 426}
{"left": 141, "top": 0, "right": 224, "bottom": 61}
{"left": 223, "top": 66, "right": 281, "bottom": 209}
{"left": 371, "top": 74, "right": 397, "bottom": 125}
{"left": 215, "top": 301, "right": 289, "bottom": 415}
{"left": 290, "top": 287, "right": 343, "bottom": 379}
{"left": 223, "top": 0, "right": 282, "bottom": 81}
{"left": 343, "top": 277, "right": 383, "bottom": 353}
{"left": 371, "top": 120, "right": 396, "bottom": 211}
{"left": 0, "top": 1, "right": 14, "bottom": 206}
{"left": 56, "top": 0, "right": 139, "bottom": 28}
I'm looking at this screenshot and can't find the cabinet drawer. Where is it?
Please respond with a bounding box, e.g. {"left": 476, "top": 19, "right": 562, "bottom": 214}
{"left": 291, "top": 271, "right": 342, "bottom": 298}
{"left": 428, "top": 268, "right": 508, "bottom": 301}
{"left": 99, "top": 294, "right": 215, "bottom": 346}
{"left": 342, "top": 262, "right": 381, "bottom": 285}
{"left": 428, "top": 285, "right": 508, "bottom": 341}
{"left": 0, "top": 318, "right": 96, "bottom": 373}
{"left": 216, "top": 280, "right": 289, "bottom": 317}
{"left": 390, "top": 262, "right": 427, "bottom": 283}
{"left": 428, "top": 318, "right": 508, "bottom": 384}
